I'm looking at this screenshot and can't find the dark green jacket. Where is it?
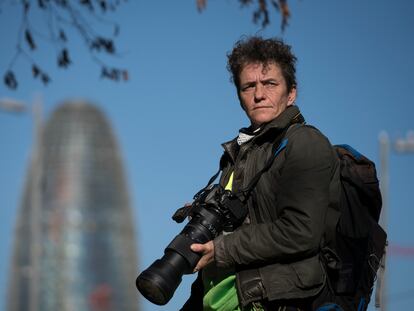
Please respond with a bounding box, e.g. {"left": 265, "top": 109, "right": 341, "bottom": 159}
{"left": 182, "top": 106, "right": 340, "bottom": 310}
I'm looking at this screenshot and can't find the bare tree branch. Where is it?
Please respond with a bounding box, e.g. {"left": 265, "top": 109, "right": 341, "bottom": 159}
{"left": 2, "top": 0, "right": 128, "bottom": 90}
{"left": 198, "top": 0, "right": 292, "bottom": 31}
{"left": 2, "top": 0, "right": 293, "bottom": 90}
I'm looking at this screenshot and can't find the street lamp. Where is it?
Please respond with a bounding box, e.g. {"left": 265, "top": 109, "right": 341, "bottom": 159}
{"left": 0, "top": 96, "right": 43, "bottom": 311}
{"left": 0, "top": 98, "right": 27, "bottom": 113}
{"left": 394, "top": 131, "right": 414, "bottom": 153}
{"left": 376, "top": 130, "right": 414, "bottom": 311}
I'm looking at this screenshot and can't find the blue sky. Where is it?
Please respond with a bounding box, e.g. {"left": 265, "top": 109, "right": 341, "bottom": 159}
{"left": 1, "top": 0, "right": 414, "bottom": 310}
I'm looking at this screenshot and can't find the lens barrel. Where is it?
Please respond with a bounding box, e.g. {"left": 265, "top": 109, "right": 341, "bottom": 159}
{"left": 136, "top": 251, "right": 188, "bottom": 305}
{"left": 136, "top": 188, "right": 239, "bottom": 306}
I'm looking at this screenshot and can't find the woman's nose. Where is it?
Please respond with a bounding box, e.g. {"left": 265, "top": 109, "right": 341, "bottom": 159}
{"left": 254, "top": 84, "right": 265, "bottom": 101}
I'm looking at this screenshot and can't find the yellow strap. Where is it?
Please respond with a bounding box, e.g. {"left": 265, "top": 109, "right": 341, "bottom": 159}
{"left": 225, "top": 172, "right": 234, "bottom": 191}
{"left": 202, "top": 171, "right": 264, "bottom": 311}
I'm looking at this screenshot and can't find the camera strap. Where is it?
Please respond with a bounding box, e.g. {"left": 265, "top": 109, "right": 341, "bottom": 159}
{"left": 191, "top": 168, "right": 222, "bottom": 200}
{"left": 236, "top": 128, "right": 290, "bottom": 203}
{"left": 236, "top": 112, "right": 305, "bottom": 202}
{"left": 193, "top": 113, "right": 304, "bottom": 203}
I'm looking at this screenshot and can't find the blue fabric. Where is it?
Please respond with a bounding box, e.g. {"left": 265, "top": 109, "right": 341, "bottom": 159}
{"left": 274, "top": 138, "right": 288, "bottom": 157}
{"left": 336, "top": 144, "right": 363, "bottom": 160}
{"left": 357, "top": 298, "right": 366, "bottom": 311}
{"left": 316, "top": 303, "right": 344, "bottom": 311}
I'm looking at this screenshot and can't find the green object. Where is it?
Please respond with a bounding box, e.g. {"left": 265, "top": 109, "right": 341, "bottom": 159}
{"left": 202, "top": 172, "right": 241, "bottom": 311}
{"left": 203, "top": 274, "right": 241, "bottom": 311}
{"left": 202, "top": 172, "right": 263, "bottom": 311}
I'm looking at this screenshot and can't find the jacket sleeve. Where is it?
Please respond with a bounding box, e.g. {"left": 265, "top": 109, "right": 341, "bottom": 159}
{"left": 214, "top": 126, "right": 336, "bottom": 267}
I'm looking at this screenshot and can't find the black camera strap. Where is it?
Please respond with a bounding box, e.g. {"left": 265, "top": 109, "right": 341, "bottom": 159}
{"left": 191, "top": 168, "right": 221, "bottom": 200}
{"left": 235, "top": 129, "right": 287, "bottom": 204}
{"left": 236, "top": 113, "right": 304, "bottom": 202}
{"left": 173, "top": 120, "right": 301, "bottom": 224}
{"left": 182, "top": 112, "right": 304, "bottom": 202}
{"left": 194, "top": 113, "right": 304, "bottom": 204}
{"left": 237, "top": 132, "right": 289, "bottom": 202}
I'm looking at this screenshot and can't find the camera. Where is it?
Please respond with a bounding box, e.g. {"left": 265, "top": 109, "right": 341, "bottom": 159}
{"left": 136, "top": 184, "right": 248, "bottom": 305}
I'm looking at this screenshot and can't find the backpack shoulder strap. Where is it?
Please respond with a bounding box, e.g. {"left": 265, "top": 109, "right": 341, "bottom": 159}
{"left": 237, "top": 120, "right": 304, "bottom": 202}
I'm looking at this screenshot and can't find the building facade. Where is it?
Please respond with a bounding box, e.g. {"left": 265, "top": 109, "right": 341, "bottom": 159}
{"left": 7, "top": 102, "right": 139, "bottom": 311}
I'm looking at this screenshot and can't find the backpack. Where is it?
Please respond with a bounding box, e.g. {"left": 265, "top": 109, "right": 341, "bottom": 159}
{"left": 231, "top": 124, "right": 387, "bottom": 311}
{"left": 321, "top": 144, "right": 387, "bottom": 311}
{"left": 192, "top": 123, "right": 387, "bottom": 311}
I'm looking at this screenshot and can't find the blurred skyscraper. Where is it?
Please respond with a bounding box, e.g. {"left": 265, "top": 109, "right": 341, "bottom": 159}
{"left": 7, "top": 102, "right": 139, "bottom": 311}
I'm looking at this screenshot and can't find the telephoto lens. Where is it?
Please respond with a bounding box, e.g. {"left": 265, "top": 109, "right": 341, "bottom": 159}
{"left": 135, "top": 251, "right": 192, "bottom": 305}
{"left": 136, "top": 184, "right": 247, "bottom": 305}
{"left": 136, "top": 207, "right": 221, "bottom": 305}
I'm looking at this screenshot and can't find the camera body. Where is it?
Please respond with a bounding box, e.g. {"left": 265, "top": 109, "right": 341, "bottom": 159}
{"left": 136, "top": 184, "right": 248, "bottom": 305}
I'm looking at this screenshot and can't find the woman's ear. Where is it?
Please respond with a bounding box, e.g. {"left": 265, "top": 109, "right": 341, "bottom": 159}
{"left": 287, "top": 87, "right": 297, "bottom": 106}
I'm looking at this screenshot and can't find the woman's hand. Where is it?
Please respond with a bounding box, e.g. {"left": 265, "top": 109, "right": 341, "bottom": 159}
{"left": 191, "top": 241, "right": 215, "bottom": 272}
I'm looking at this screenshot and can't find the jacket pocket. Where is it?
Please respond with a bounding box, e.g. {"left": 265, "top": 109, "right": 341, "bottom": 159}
{"left": 259, "top": 254, "right": 326, "bottom": 301}
{"left": 291, "top": 255, "right": 325, "bottom": 290}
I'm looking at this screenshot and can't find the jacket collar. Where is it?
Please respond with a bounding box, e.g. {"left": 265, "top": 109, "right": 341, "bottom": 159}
{"left": 221, "top": 106, "right": 303, "bottom": 163}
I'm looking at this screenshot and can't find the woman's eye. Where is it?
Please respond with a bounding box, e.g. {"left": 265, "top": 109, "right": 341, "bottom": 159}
{"left": 242, "top": 85, "right": 254, "bottom": 91}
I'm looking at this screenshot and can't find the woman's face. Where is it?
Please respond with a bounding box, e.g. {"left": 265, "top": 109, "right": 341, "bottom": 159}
{"left": 238, "top": 62, "right": 296, "bottom": 129}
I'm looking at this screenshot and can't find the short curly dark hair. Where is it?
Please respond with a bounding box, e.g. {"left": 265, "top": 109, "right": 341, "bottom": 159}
{"left": 227, "top": 36, "right": 297, "bottom": 92}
